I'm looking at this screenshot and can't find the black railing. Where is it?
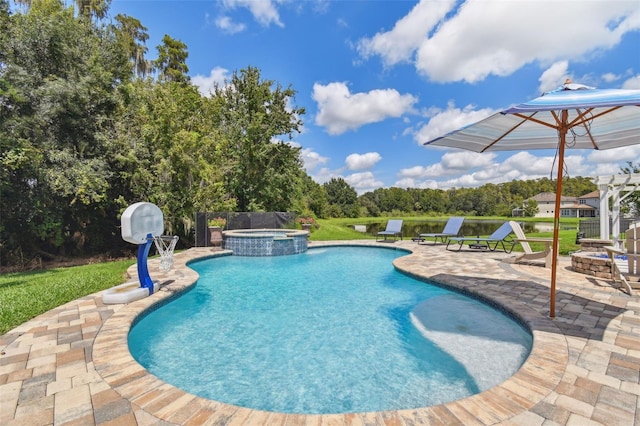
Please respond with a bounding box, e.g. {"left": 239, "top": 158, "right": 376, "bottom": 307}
{"left": 194, "top": 212, "right": 297, "bottom": 247}
{"left": 578, "top": 218, "right": 639, "bottom": 240}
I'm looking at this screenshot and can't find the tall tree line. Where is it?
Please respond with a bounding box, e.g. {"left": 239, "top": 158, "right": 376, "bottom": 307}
{"left": 355, "top": 176, "right": 599, "bottom": 218}
{"left": 0, "top": 0, "right": 306, "bottom": 266}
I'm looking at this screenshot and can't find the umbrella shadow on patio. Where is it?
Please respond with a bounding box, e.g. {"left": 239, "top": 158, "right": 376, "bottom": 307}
{"left": 425, "top": 272, "right": 629, "bottom": 343}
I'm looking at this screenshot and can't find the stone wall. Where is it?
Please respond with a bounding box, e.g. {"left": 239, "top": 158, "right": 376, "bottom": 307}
{"left": 571, "top": 252, "right": 612, "bottom": 279}
{"left": 578, "top": 238, "right": 612, "bottom": 252}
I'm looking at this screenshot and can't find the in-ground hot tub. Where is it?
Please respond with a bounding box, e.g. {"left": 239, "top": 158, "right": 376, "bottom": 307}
{"left": 571, "top": 238, "right": 616, "bottom": 278}
{"left": 223, "top": 229, "right": 308, "bottom": 256}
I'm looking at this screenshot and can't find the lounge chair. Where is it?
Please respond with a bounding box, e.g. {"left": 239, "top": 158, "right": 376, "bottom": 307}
{"left": 446, "top": 221, "right": 515, "bottom": 253}
{"left": 376, "top": 219, "right": 403, "bottom": 242}
{"left": 605, "top": 221, "right": 640, "bottom": 294}
{"left": 413, "top": 217, "right": 464, "bottom": 245}
{"left": 509, "top": 221, "right": 553, "bottom": 268}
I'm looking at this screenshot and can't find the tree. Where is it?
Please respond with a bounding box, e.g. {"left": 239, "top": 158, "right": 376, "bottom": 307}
{"left": 561, "top": 176, "right": 597, "bottom": 197}
{"left": 114, "top": 14, "right": 150, "bottom": 78}
{"left": 323, "top": 178, "right": 359, "bottom": 218}
{"left": 620, "top": 161, "right": 640, "bottom": 216}
{"left": 378, "top": 187, "right": 413, "bottom": 214}
{"left": 213, "top": 66, "right": 305, "bottom": 211}
{"left": 0, "top": 0, "right": 129, "bottom": 264}
{"left": 75, "top": 0, "right": 111, "bottom": 21}
{"left": 0, "top": 0, "right": 9, "bottom": 59}
{"left": 154, "top": 34, "right": 189, "bottom": 84}
{"left": 523, "top": 199, "right": 539, "bottom": 217}
{"left": 358, "top": 192, "right": 381, "bottom": 217}
{"left": 108, "top": 78, "right": 237, "bottom": 238}
{"left": 416, "top": 188, "right": 448, "bottom": 214}
{"left": 295, "top": 174, "right": 328, "bottom": 218}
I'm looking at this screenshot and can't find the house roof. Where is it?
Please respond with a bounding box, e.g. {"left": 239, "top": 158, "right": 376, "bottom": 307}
{"left": 561, "top": 203, "right": 596, "bottom": 210}
{"left": 579, "top": 190, "right": 600, "bottom": 199}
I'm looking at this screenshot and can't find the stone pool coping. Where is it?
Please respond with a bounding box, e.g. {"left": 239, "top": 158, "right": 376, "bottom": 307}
{"left": 1, "top": 240, "right": 638, "bottom": 425}
{"left": 223, "top": 229, "right": 309, "bottom": 237}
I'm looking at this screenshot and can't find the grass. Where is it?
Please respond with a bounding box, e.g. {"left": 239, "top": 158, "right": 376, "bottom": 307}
{"left": 1, "top": 216, "right": 582, "bottom": 335}
{"left": 0, "top": 259, "right": 133, "bottom": 335}
{"left": 309, "top": 216, "right": 581, "bottom": 255}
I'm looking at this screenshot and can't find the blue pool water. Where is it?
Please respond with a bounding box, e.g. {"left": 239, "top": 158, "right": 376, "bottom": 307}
{"left": 129, "top": 246, "right": 532, "bottom": 414}
{"left": 591, "top": 253, "right": 628, "bottom": 260}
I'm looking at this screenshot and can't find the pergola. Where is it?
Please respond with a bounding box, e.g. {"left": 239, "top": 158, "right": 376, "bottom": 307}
{"left": 593, "top": 173, "right": 640, "bottom": 246}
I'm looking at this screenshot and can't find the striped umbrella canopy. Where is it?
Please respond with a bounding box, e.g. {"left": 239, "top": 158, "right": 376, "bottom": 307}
{"left": 425, "top": 81, "right": 640, "bottom": 317}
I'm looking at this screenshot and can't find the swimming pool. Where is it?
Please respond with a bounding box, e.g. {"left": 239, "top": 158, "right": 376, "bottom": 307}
{"left": 129, "top": 246, "right": 532, "bottom": 414}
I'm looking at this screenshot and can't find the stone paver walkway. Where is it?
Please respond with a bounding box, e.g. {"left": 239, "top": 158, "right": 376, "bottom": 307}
{"left": 1, "top": 240, "right": 638, "bottom": 425}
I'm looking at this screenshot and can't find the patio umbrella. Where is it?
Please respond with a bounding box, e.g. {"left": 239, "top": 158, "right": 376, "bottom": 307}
{"left": 424, "top": 80, "right": 640, "bottom": 317}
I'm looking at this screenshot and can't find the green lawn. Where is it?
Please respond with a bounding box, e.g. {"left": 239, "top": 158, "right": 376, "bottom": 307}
{"left": 0, "top": 260, "right": 133, "bottom": 335}
{"left": 1, "top": 216, "right": 581, "bottom": 335}
{"left": 309, "top": 216, "right": 581, "bottom": 254}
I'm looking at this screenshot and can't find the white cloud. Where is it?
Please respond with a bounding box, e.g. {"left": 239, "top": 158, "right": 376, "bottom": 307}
{"left": 222, "top": 0, "right": 284, "bottom": 27}
{"left": 602, "top": 72, "right": 620, "bottom": 83}
{"left": 397, "top": 150, "right": 557, "bottom": 189}
{"left": 301, "top": 148, "right": 330, "bottom": 171}
{"left": 398, "top": 165, "right": 433, "bottom": 178}
{"left": 587, "top": 145, "right": 640, "bottom": 165}
{"left": 622, "top": 74, "right": 640, "bottom": 89}
{"left": 398, "top": 139, "right": 640, "bottom": 190}
{"left": 313, "top": 82, "right": 417, "bottom": 135}
{"left": 440, "top": 151, "right": 496, "bottom": 171}
{"left": 399, "top": 151, "right": 498, "bottom": 181}
{"left": 215, "top": 15, "right": 246, "bottom": 34}
{"left": 500, "top": 152, "right": 554, "bottom": 176}
{"left": 356, "top": 0, "right": 455, "bottom": 67}
{"left": 345, "top": 171, "right": 384, "bottom": 195}
{"left": 394, "top": 177, "right": 439, "bottom": 189}
{"left": 310, "top": 167, "right": 342, "bottom": 185}
{"left": 312, "top": 0, "right": 330, "bottom": 15}
{"left": 345, "top": 152, "right": 382, "bottom": 170}
{"left": 413, "top": 102, "right": 496, "bottom": 144}
{"left": 360, "top": 0, "right": 640, "bottom": 84}
{"left": 538, "top": 61, "right": 570, "bottom": 94}
{"left": 192, "top": 67, "right": 231, "bottom": 96}
{"left": 417, "top": 0, "right": 640, "bottom": 83}
{"left": 306, "top": 166, "right": 384, "bottom": 194}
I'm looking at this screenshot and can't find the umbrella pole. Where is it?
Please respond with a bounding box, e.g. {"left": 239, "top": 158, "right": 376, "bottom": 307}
{"left": 550, "top": 112, "right": 569, "bottom": 318}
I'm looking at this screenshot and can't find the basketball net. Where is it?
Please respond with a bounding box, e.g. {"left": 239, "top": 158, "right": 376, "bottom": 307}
{"left": 153, "top": 235, "right": 179, "bottom": 272}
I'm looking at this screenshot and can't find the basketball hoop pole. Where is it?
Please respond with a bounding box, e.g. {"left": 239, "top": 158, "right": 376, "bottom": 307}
{"left": 136, "top": 233, "right": 155, "bottom": 295}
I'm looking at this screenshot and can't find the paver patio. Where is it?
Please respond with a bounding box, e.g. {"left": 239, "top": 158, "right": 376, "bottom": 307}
{"left": 1, "top": 240, "right": 638, "bottom": 425}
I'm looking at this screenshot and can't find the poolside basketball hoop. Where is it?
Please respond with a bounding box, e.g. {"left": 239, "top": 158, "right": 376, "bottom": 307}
{"left": 103, "top": 202, "right": 175, "bottom": 305}
{"left": 153, "top": 235, "right": 179, "bottom": 272}
{"left": 120, "top": 202, "right": 165, "bottom": 295}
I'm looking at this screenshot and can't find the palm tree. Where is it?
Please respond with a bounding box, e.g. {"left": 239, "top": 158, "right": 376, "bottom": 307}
{"left": 76, "top": 0, "right": 110, "bottom": 21}
{"left": 114, "top": 14, "right": 151, "bottom": 78}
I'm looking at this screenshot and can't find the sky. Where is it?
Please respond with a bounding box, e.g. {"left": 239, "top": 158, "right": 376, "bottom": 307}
{"left": 106, "top": 0, "right": 640, "bottom": 194}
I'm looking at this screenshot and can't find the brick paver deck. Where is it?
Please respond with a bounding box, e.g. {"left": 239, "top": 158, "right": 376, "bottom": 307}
{"left": 1, "top": 240, "right": 638, "bottom": 425}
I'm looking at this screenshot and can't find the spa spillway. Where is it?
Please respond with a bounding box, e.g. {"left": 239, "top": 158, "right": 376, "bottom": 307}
{"left": 223, "top": 229, "right": 308, "bottom": 256}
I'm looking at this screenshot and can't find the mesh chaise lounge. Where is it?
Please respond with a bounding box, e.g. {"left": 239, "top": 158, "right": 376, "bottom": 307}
{"left": 376, "top": 219, "right": 403, "bottom": 242}
{"left": 413, "top": 217, "right": 464, "bottom": 245}
{"left": 446, "top": 221, "right": 516, "bottom": 253}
